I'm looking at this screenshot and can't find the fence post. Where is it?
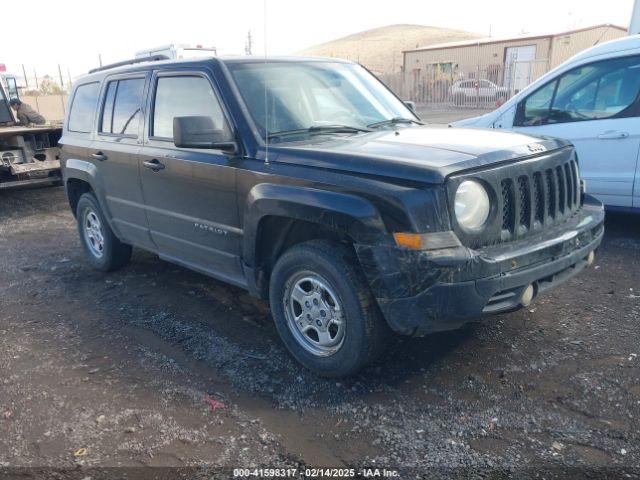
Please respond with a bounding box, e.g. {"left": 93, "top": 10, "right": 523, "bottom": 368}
{"left": 476, "top": 64, "right": 480, "bottom": 108}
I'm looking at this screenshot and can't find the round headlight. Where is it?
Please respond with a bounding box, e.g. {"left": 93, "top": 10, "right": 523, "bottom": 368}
{"left": 455, "top": 180, "right": 490, "bottom": 232}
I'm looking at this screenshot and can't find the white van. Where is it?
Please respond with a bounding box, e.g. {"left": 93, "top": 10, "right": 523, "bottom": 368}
{"left": 453, "top": 35, "right": 640, "bottom": 211}
{"left": 135, "top": 44, "right": 217, "bottom": 60}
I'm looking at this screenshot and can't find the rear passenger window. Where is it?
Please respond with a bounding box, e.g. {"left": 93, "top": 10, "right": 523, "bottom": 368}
{"left": 68, "top": 82, "right": 100, "bottom": 133}
{"left": 100, "top": 78, "right": 145, "bottom": 136}
{"left": 152, "top": 76, "right": 229, "bottom": 139}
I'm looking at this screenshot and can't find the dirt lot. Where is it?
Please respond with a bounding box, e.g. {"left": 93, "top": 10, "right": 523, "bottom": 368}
{"left": 1, "top": 186, "right": 639, "bottom": 478}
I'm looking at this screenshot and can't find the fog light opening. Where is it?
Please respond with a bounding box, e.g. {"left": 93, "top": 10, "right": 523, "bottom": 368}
{"left": 520, "top": 284, "right": 535, "bottom": 307}
{"left": 586, "top": 251, "right": 595, "bottom": 267}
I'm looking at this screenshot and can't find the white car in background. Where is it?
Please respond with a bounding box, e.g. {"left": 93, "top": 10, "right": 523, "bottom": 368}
{"left": 450, "top": 79, "right": 508, "bottom": 105}
{"left": 453, "top": 35, "right": 640, "bottom": 211}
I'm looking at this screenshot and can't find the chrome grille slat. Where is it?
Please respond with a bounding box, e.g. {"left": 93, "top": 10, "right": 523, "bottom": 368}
{"left": 570, "top": 160, "right": 579, "bottom": 206}
{"left": 564, "top": 163, "right": 574, "bottom": 210}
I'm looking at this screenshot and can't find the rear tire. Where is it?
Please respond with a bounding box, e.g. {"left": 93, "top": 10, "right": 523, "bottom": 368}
{"left": 76, "top": 192, "right": 131, "bottom": 272}
{"left": 269, "top": 240, "right": 390, "bottom": 377}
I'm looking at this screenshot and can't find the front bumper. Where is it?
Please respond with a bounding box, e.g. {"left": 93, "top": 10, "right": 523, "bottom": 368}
{"left": 355, "top": 195, "right": 604, "bottom": 336}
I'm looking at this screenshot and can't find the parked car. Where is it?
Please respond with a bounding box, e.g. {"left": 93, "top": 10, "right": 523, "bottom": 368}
{"left": 453, "top": 35, "right": 640, "bottom": 212}
{"left": 450, "top": 79, "right": 508, "bottom": 106}
{"left": 61, "top": 56, "right": 603, "bottom": 377}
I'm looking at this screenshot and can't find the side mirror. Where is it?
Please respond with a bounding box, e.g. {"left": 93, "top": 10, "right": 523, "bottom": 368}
{"left": 173, "top": 116, "right": 237, "bottom": 153}
{"left": 404, "top": 100, "right": 416, "bottom": 112}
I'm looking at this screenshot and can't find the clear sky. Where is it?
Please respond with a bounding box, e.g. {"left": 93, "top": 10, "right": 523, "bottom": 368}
{"left": 2, "top": 0, "right": 635, "bottom": 83}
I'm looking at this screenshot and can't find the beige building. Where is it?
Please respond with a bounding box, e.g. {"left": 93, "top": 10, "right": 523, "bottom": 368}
{"left": 402, "top": 24, "right": 627, "bottom": 94}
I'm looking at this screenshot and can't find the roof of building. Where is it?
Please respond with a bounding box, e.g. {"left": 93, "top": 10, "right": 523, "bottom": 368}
{"left": 404, "top": 24, "right": 627, "bottom": 54}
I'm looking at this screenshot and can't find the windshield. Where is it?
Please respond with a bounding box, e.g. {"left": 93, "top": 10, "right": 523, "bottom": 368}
{"left": 227, "top": 61, "right": 416, "bottom": 140}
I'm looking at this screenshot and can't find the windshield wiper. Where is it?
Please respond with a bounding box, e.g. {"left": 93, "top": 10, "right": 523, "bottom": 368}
{"left": 367, "top": 117, "right": 424, "bottom": 129}
{"left": 267, "top": 124, "right": 372, "bottom": 141}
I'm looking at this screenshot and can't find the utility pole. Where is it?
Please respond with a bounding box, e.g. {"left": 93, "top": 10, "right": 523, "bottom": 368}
{"left": 245, "top": 30, "right": 253, "bottom": 55}
{"left": 57, "top": 64, "right": 64, "bottom": 89}
{"left": 57, "top": 64, "right": 66, "bottom": 114}
{"left": 630, "top": 0, "right": 640, "bottom": 35}
{"left": 21, "top": 64, "right": 29, "bottom": 89}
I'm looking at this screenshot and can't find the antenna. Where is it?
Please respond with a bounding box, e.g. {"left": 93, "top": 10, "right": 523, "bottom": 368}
{"left": 245, "top": 30, "right": 253, "bottom": 55}
{"left": 263, "top": 0, "right": 270, "bottom": 165}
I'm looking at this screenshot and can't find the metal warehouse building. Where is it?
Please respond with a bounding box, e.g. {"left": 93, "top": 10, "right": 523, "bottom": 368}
{"left": 401, "top": 24, "right": 626, "bottom": 97}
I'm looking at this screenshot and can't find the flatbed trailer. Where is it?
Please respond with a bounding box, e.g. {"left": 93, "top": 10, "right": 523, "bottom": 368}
{"left": 0, "top": 73, "right": 63, "bottom": 189}
{"left": 0, "top": 124, "right": 62, "bottom": 189}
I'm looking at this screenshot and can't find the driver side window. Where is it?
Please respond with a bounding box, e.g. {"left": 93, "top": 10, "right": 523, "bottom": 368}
{"left": 517, "top": 55, "right": 640, "bottom": 126}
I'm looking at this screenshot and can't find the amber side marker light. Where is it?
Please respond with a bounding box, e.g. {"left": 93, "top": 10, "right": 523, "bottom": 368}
{"left": 393, "top": 232, "right": 426, "bottom": 250}
{"left": 393, "top": 231, "right": 463, "bottom": 250}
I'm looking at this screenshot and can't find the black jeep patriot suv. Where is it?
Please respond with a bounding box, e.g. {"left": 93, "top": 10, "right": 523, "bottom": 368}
{"left": 61, "top": 56, "right": 604, "bottom": 377}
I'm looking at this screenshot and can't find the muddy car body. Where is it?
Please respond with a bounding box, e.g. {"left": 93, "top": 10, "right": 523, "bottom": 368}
{"left": 61, "top": 56, "right": 604, "bottom": 376}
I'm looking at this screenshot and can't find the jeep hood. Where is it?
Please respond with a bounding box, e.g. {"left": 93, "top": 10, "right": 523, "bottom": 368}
{"left": 264, "top": 126, "right": 570, "bottom": 184}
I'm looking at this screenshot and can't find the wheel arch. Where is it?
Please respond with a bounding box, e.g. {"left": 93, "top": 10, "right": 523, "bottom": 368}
{"left": 242, "top": 183, "right": 390, "bottom": 298}
{"left": 64, "top": 159, "right": 100, "bottom": 217}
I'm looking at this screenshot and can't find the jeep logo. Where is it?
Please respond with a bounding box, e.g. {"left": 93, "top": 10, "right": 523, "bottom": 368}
{"left": 526, "top": 144, "right": 546, "bottom": 154}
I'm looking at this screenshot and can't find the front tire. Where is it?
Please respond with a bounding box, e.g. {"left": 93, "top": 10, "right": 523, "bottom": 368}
{"left": 76, "top": 192, "right": 131, "bottom": 272}
{"left": 269, "top": 240, "right": 390, "bottom": 377}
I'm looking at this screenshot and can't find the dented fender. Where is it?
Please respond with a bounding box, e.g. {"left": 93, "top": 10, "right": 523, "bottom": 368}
{"left": 242, "top": 183, "right": 390, "bottom": 266}
{"left": 356, "top": 198, "right": 605, "bottom": 335}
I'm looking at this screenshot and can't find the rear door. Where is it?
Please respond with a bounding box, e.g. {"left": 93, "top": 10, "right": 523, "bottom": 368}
{"left": 513, "top": 55, "right": 640, "bottom": 208}
{"left": 92, "top": 72, "right": 154, "bottom": 249}
{"left": 139, "top": 69, "right": 244, "bottom": 285}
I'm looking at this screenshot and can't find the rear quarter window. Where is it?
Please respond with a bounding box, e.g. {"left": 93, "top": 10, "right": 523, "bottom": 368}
{"left": 68, "top": 82, "right": 100, "bottom": 133}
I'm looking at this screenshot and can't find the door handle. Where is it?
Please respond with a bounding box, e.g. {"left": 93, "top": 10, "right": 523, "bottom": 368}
{"left": 91, "top": 152, "right": 108, "bottom": 161}
{"left": 598, "top": 131, "right": 629, "bottom": 140}
{"left": 143, "top": 159, "right": 165, "bottom": 172}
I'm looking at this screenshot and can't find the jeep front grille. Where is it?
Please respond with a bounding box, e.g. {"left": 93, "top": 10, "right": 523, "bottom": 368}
{"left": 448, "top": 148, "right": 582, "bottom": 248}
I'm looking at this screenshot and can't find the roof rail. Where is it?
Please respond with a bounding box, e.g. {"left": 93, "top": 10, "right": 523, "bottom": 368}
{"left": 88, "top": 55, "right": 170, "bottom": 74}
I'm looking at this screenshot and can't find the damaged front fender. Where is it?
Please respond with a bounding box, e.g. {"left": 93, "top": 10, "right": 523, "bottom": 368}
{"left": 355, "top": 198, "right": 604, "bottom": 336}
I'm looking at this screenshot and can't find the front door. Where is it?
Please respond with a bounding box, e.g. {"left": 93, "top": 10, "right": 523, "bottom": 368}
{"left": 139, "top": 71, "right": 244, "bottom": 285}
{"left": 92, "top": 73, "right": 154, "bottom": 249}
{"left": 513, "top": 54, "right": 640, "bottom": 208}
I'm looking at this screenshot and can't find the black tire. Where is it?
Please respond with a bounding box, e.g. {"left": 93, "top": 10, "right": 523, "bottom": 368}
{"left": 269, "top": 240, "right": 390, "bottom": 377}
{"left": 76, "top": 192, "right": 131, "bottom": 272}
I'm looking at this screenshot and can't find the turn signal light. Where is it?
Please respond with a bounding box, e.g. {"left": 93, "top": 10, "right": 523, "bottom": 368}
{"left": 392, "top": 231, "right": 462, "bottom": 250}
{"left": 393, "top": 232, "right": 426, "bottom": 250}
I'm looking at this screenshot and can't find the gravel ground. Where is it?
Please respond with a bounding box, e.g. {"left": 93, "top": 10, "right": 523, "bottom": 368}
{"left": 0, "top": 186, "right": 639, "bottom": 479}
